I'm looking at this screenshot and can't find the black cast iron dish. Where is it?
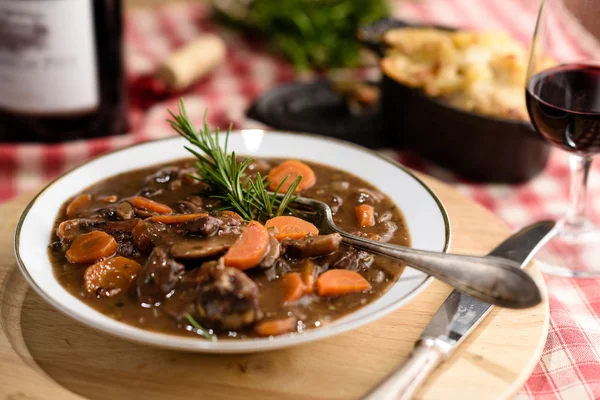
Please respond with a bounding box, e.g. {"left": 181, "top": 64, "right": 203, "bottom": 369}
{"left": 247, "top": 18, "right": 550, "bottom": 182}
{"left": 359, "top": 18, "right": 551, "bottom": 183}
{"left": 246, "top": 79, "right": 388, "bottom": 149}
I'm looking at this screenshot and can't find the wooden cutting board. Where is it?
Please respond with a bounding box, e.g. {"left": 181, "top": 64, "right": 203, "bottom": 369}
{"left": 0, "top": 174, "right": 548, "bottom": 400}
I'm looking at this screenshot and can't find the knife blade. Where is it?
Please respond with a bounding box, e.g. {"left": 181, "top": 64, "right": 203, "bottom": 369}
{"left": 362, "top": 220, "right": 556, "bottom": 400}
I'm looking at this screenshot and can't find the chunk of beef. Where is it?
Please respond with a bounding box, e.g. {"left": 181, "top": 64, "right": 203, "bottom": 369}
{"left": 136, "top": 247, "right": 185, "bottom": 304}
{"left": 164, "top": 261, "right": 263, "bottom": 330}
{"left": 283, "top": 233, "right": 343, "bottom": 258}
{"left": 215, "top": 212, "right": 243, "bottom": 235}
{"left": 161, "top": 266, "right": 209, "bottom": 320}
{"left": 132, "top": 219, "right": 171, "bottom": 250}
{"left": 111, "top": 231, "right": 139, "bottom": 258}
{"left": 180, "top": 215, "right": 223, "bottom": 236}
{"left": 170, "top": 234, "right": 237, "bottom": 260}
{"left": 195, "top": 261, "right": 263, "bottom": 330}
{"left": 117, "top": 240, "right": 137, "bottom": 257}
{"left": 331, "top": 248, "right": 374, "bottom": 272}
{"left": 161, "top": 288, "right": 200, "bottom": 321}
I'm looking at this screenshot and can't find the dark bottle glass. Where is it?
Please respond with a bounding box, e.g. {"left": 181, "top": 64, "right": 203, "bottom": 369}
{"left": 0, "top": 0, "right": 126, "bottom": 143}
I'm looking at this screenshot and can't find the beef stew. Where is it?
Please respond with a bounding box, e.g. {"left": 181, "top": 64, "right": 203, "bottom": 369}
{"left": 49, "top": 158, "right": 410, "bottom": 339}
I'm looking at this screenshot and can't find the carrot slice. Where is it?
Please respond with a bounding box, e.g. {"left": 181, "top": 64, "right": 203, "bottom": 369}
{"left": 265, "top": 216, "right": 319, "bottom": 241}
{"left": 254, "top": 317, "right": 297, "bottom": 337}
{"left": 300, "top": 260, "right": 318, "bottom": 294}
{"left": 130, "top": 196, "right": 173, "bottom": 214}
{"left": 316, "top": 269, "right": 371, "bottom": 297}
{"left": 66, "top": 194, "right": 93, "bottom": 219}
{"left": 281, "top": 272, "right": 305, "bottom": 303}
{"left": 84, "top": 256, "right": 141, "bottom": 297}
{"left": 223, "top": 221, "right": 270, "bottom": 270}
{"left": 149, "top": 213, "right": 208, "bottom": 224}
{"left": 267, "top": 160, "right": 316, "bottom": 193}
{"left": 66, "top": 231, "right": 117, "bottom": 264}
{"left": 221, "top": 210, "right": 243, "bottom": 223}
{"left": 355, "top": 204, "right": 375, "bottom": 228}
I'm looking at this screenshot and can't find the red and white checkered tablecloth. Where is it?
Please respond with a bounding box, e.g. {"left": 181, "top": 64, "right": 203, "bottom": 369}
{"left": 2, "top": 1, "right": 600, "bottom": 398}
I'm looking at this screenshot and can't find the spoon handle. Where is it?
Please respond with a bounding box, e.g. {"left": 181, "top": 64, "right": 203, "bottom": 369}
{"left": 334, "top": 231, "right": 541, "bottom": 309}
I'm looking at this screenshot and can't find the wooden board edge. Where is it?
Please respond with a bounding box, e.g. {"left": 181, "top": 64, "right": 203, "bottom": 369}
{"left": 500, "top": 261, "right": 549, "bottom": 399}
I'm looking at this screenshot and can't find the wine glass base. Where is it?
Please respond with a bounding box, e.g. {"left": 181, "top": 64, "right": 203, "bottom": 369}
{"left": 535, "top": 221, "right": 600, "bottom": 278}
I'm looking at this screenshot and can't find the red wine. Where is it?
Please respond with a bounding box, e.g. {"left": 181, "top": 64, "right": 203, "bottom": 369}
{"left": 526, "top": 64, "right": 600, "bottom": 154}
{"left": 0, "top": 1, "right": 126, "bottom": 143}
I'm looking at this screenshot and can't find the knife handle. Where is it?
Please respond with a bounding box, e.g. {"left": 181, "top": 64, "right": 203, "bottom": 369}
{"left": 361, "top": 338, "right": 450, "bottom": 400}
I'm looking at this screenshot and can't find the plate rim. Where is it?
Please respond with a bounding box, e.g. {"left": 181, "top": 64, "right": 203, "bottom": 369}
{"left": 13, "top": 131, "right": 451, "bottom": 353}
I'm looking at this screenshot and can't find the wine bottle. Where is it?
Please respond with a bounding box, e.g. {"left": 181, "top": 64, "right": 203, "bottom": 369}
{"left": 0, "top": 0, "right": 126, "bottom": 143}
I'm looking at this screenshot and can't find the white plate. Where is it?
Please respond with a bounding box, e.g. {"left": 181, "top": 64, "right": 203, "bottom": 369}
{"left": 14, "top": 131, "right": 450, "bottom": 353}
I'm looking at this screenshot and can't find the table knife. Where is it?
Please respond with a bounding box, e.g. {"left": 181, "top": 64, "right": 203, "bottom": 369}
{"left": 362, "top": 220, "right": 556, "bottom": 400}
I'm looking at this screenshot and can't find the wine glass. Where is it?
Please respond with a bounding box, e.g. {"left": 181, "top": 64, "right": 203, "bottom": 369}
{"left": 526, "top": 0, "right": 600, "bottom": 276}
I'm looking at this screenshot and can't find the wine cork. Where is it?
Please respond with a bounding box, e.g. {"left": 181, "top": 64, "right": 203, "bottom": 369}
{"left": 157, "top": 33, "right": 226, "bottom": 91}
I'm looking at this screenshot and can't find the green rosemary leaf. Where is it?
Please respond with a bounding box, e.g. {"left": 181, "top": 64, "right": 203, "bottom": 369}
{"left": 185, "top": 314, "right": 216, "bottom": 341}
{"left": 167, "top": 98, "right": 300, "bottom": 223}
{"left": 214, "top": 0, "right": 390, "bottom": 70}
{"left": 276, "top": 177, "right": 301, "bottom": 216}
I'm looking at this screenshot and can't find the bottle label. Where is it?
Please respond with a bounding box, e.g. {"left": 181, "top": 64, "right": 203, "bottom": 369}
{"left": 0, "top": 0, "right": 99, "bottom": 115}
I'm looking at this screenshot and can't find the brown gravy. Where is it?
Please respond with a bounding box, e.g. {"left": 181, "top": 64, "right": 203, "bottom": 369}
{"left": 49, "top": 158, "right": 410, "bottom": 339}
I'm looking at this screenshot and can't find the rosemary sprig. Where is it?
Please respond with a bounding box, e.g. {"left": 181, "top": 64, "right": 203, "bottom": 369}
{"left": 185, "top": 314, "right": 216, "bottom": 341}
{"left": 247, "top": 173, "right": 301, "bottom": 218}
{"left": 167, "top": 99, "right": 300, "bottom": 222}
{"left": 215, "top": 0, "right": 390, "bottom": 70}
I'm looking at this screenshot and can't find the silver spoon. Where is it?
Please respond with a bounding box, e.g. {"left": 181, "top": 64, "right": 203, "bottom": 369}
{"left": 287, "top": 196, "right": 541, "bottom": 309}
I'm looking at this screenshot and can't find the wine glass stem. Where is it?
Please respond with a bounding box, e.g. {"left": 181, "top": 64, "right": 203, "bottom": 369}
{"left": 565, "top": 154, "right": 593, "bottom": 231}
